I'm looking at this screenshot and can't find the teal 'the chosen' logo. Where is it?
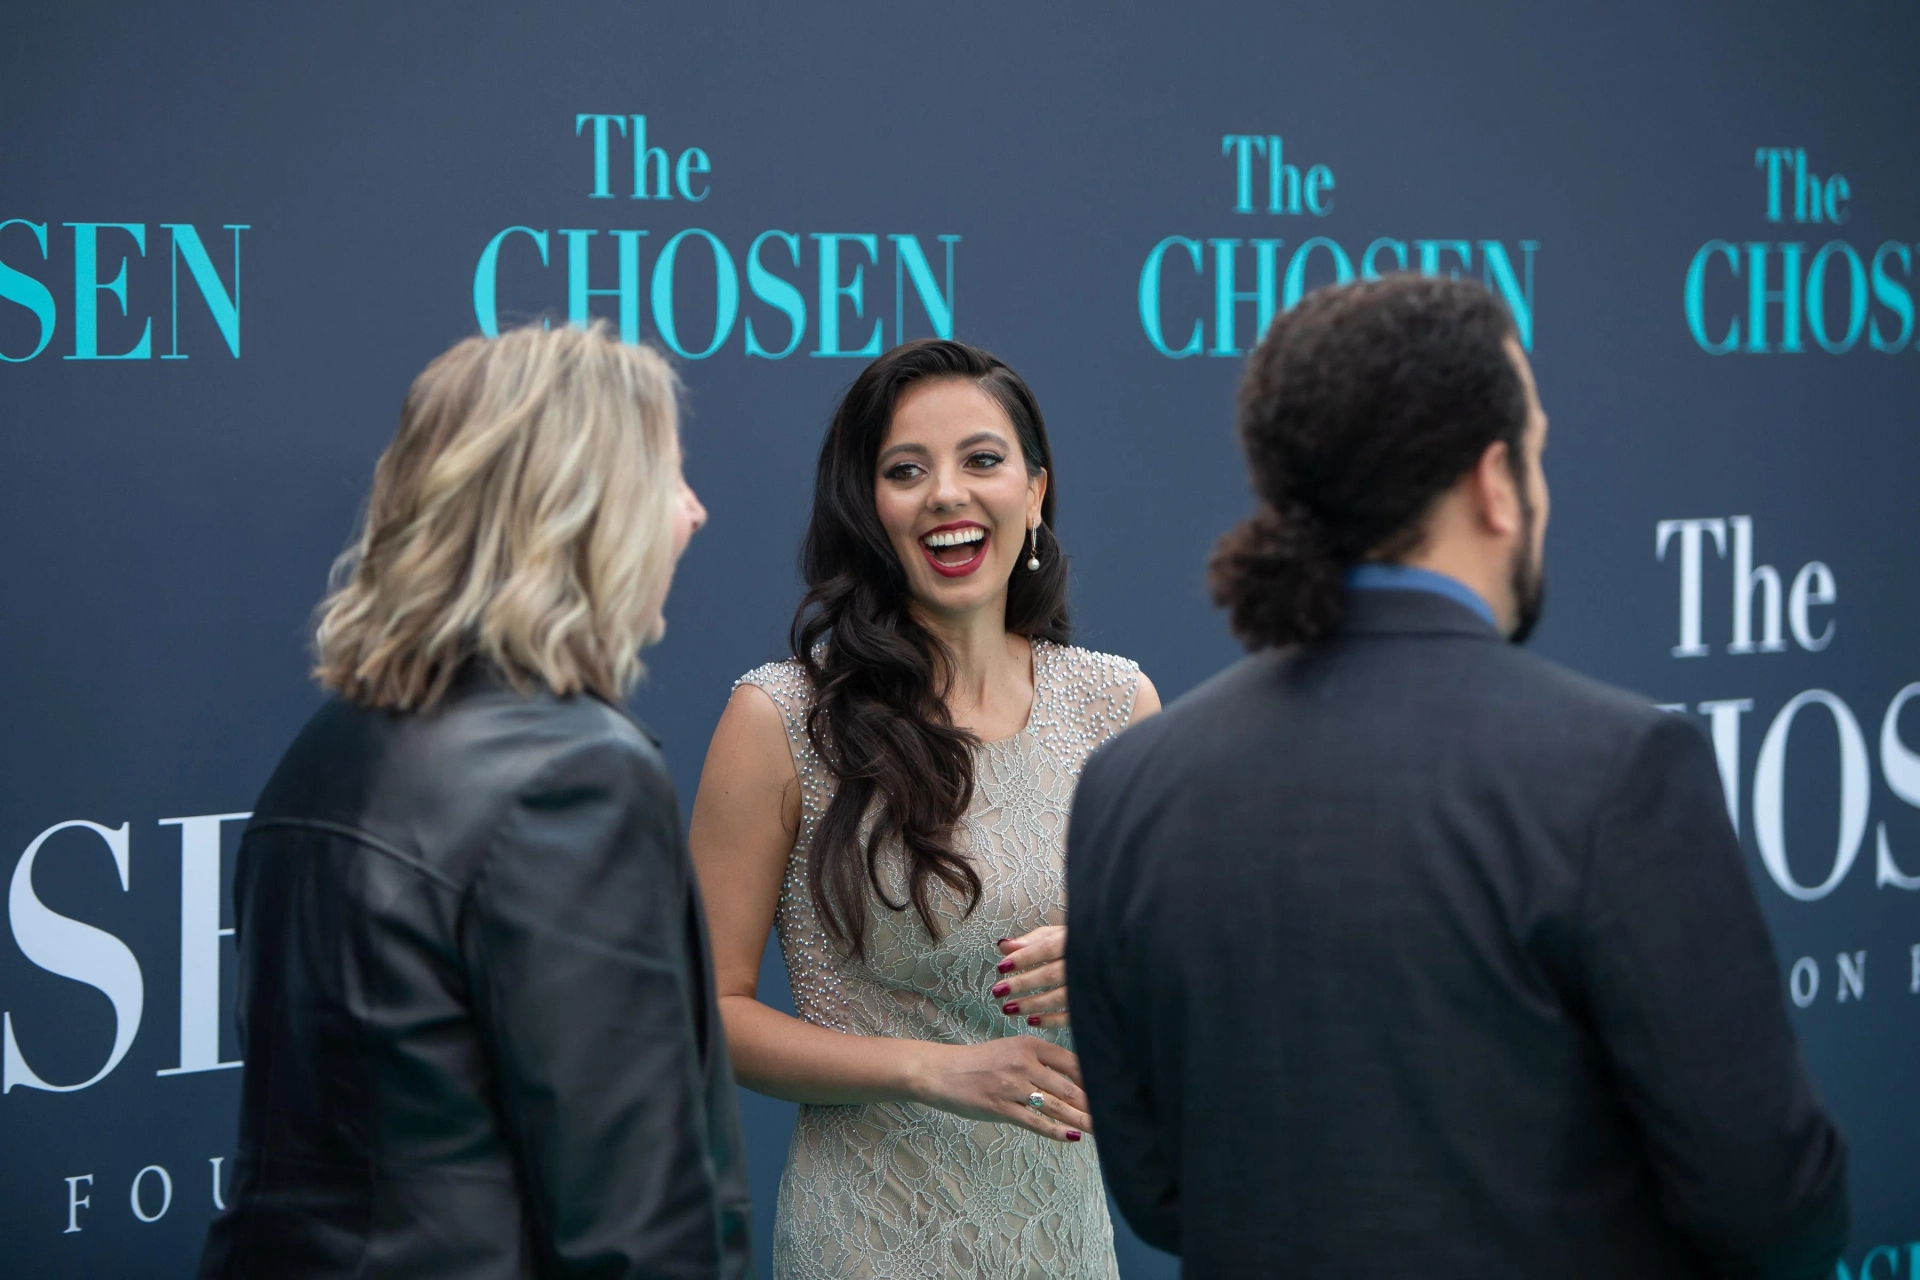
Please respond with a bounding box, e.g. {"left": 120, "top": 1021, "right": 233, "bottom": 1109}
{"left": 0, "top": 221, "right": 247, "bottom": 362}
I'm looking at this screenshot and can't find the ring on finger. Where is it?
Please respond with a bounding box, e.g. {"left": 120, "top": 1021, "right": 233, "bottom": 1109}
{"left": 1026, "top": 1091, "right": 1047, "bottom": 1112}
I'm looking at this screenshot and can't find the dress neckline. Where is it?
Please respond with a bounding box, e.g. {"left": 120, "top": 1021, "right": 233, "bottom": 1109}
{"left": 975, "top": 637, "right": 1048, "bottom": 751}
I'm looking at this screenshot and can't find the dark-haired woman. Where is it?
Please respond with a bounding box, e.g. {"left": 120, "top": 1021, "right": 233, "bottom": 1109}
{"left": 690, "top": 340, "right": 1157, "bottom": 1279}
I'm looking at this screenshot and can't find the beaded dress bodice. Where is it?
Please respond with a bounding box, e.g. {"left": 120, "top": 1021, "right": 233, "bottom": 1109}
{"left": 736, "top": 640, "right": 1140, "bottom": 1280}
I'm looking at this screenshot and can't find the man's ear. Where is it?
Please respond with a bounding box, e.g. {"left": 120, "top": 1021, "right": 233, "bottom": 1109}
{"left": 1471, "top": 440, "right": 1522, "bottom": 538}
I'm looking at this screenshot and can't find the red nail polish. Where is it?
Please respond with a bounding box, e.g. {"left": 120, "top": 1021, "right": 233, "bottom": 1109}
{"left": 1002, "top": 1002, "right": 1020, "bottom": 1015}
{"left": 1065, "top": 1130, "right": 1082, "bottom": 1142}
{"left": 1027, "top": 1015, "right": 1042, "bottom": 1027}
{"left": 997, "top": 959, "right": 1015, "bottom": 973}
{"left": 991, "top": 982, "right": 1010, "bottom": 997}
{"left": 996, "top": 937, "right": 1010, "bottom": 946}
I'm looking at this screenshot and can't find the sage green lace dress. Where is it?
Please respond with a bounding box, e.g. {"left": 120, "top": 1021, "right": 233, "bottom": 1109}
{"left": 737, "top": 640, "right": 1141, "bottom": 1280}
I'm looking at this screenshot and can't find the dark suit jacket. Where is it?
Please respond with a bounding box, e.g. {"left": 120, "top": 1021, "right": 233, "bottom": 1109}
{"left": 200, "top": 666, "right": 752, "bottom": 1280}
{"left": 1067, "top": 589, "right": 1846, "bottom": 1279}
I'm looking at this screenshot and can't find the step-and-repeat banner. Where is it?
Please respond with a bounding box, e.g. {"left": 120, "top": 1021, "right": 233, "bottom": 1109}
{"left": 3, "top": 3, "right": 1915, "bottom": 1275}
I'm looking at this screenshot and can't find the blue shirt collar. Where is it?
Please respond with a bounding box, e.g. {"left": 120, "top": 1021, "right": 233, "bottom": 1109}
{"left": 1345, "top": 563, "right": 1499, "bottom": 630}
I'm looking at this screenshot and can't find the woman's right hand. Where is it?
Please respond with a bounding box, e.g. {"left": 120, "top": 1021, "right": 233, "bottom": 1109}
{"left": 911, "top": 1036, "right": 1092, "bottom": 1143}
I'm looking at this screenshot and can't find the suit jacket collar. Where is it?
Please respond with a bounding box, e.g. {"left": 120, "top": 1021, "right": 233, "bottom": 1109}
{"left": 1337, "top": 586, "right": 1505, "bottom": 641}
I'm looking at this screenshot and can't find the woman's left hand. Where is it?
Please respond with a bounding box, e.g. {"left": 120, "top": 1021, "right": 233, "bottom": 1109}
{"left": 991, "top": 925, "right": 1070, "bottom": 1030}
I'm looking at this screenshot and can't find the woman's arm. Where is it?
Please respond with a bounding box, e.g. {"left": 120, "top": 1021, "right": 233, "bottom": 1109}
{"left": 690, "top": 685, "right": 924, "bottom": 1103}
{"left": 690, "top": 684, "right": 1089, "bottom": 1138}
{"left": 1130, "top": 672, "right": 1162, "bottom": 724}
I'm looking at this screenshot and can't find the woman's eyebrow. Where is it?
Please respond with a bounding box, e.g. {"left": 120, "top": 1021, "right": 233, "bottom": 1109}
{"left": 877, "top": 441, "right": 931, "bottom": 464}
{"left": 955, "top": 431, "right": 1011, "bottom": 451}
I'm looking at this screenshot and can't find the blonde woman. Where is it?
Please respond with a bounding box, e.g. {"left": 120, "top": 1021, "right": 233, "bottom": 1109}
{"left": 199, "top": 324, "right": 750, "bottom": 1280}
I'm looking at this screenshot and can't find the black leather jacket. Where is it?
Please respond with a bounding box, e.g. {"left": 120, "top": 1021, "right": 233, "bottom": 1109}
{"left": 200, "top": 667, "right": 752, "bottom": 1279}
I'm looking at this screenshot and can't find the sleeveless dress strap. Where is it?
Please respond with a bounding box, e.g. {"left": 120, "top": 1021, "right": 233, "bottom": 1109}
{"left": 735, "top": 660, "right": 831, "bottom": 830}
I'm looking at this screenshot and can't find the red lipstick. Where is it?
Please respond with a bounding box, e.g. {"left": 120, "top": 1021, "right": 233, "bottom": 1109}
{"left": 919, "top": 520, "right": 990, "bottom": 578}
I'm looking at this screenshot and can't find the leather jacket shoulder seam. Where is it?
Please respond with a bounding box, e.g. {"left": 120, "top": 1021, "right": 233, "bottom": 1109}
{"left": 247, "top": 816, "right": 464, "bottom": 893}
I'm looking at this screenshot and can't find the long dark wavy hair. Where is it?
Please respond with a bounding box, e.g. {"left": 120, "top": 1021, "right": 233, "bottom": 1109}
{"left": 793, "top": 339, "right": 1069, "bottom": 958}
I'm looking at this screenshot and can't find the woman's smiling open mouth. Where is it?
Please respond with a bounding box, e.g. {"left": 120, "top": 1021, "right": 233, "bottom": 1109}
{"left": 920, "top": 521, "right": 990, "bottom": 577}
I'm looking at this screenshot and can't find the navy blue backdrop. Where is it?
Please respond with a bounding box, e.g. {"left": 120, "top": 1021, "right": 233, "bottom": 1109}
{"left": 3, "top": 2, "right": 1917, "bottom": 1275}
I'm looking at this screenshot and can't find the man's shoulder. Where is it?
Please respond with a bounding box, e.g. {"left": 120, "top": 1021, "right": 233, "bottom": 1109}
{"left": 1362, "top": 640, "right": 1688, "bottom": 807}
{"left": 1144, "top": 652, "right": 1283, "bottom": 735}
{"left": 1080, "top": 653, "right": 1274, "bottom": 784}
{"left": 1492, "top": 644, "right": 1670, "bottom": 733}
{"left": 1087, "top": 642, "right": 1672, "bottom": 782}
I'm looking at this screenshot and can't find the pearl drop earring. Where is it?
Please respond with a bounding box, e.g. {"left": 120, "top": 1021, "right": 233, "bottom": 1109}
{"left": 1026, "top": 523, "right": 1041, "bottom": 571}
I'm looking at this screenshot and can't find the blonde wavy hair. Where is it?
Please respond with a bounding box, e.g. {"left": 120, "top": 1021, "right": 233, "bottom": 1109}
{"left": 314, "top": 322, "right": 682, "bottom": 710}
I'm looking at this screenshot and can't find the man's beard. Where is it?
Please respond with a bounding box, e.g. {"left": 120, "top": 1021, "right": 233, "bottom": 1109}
{"left": 1507, "top": 486, "right": 1547, "bottom": 646}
